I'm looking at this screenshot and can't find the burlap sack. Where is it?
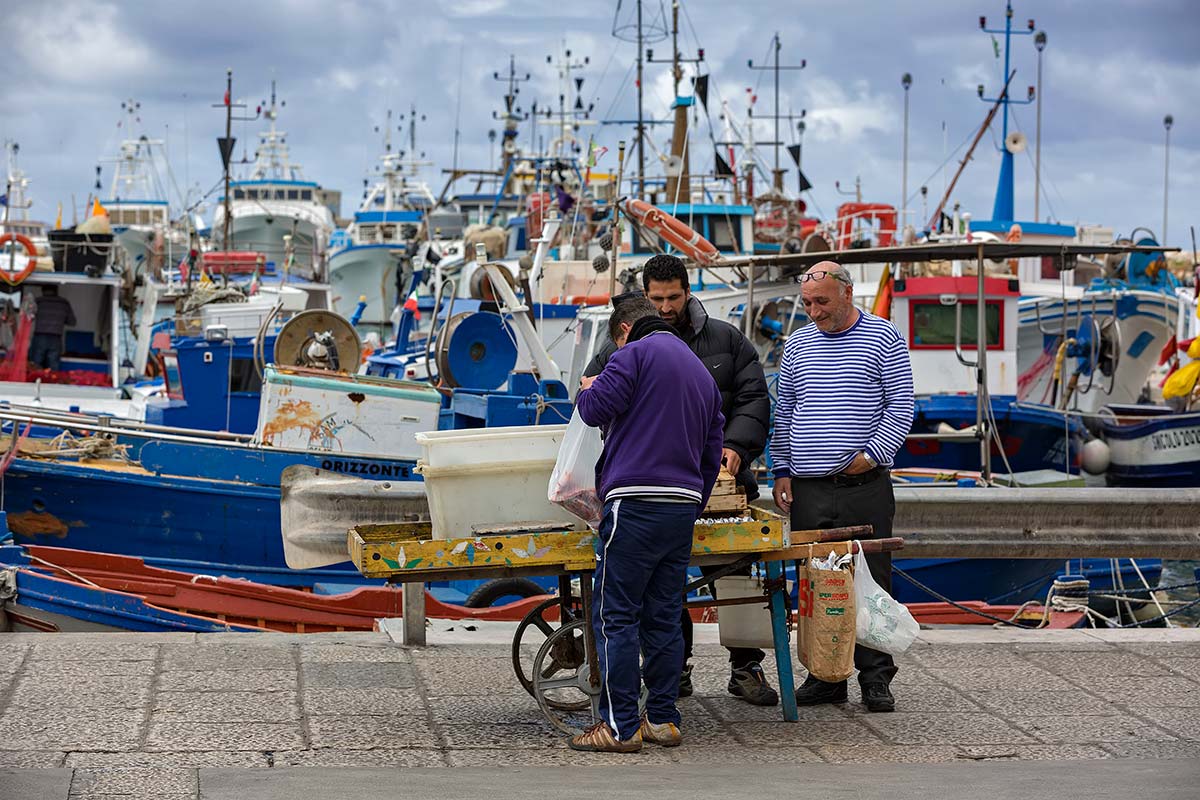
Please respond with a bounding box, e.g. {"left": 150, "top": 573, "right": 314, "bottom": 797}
{"left": 796, "top": 562, "right": 856, "bottom": 682}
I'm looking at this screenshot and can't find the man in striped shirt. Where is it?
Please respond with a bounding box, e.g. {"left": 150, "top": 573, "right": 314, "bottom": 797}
{"left": 770, "top": 262, "right": 914, "bottom": 713}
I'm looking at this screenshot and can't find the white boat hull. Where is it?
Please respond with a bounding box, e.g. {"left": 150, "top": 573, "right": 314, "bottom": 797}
{"left": 1017, "top": 290, "right": 1180, "bottom": 413}
{"left": 213, "top": 201, "right": 334, "bottom": 274}
{"left": 328, "top": 244, "right": 405, "bottom": 326}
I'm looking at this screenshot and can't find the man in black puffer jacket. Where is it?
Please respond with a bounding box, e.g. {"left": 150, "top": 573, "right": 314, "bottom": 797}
{"left": 583, "top": 254, "right": 777, "bottom": 706}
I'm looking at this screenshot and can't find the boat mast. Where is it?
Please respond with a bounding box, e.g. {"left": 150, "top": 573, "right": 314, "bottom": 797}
{"left": 611, "top": 1, "right": 667, "bottom": 200}
{"left": 978, "top": 1, "right": 1036, "bottom": 221}
{"left": 213, "top": 69, "right": 258, "bottom": 280}
{"left": 492, "top": 56, "right": 531, "bottom": 195}
{"left": 650, "top": 1, "right": 702, "bottom": 206}
{"left": 747, "top": 33, "right": 805, "bottom": 192}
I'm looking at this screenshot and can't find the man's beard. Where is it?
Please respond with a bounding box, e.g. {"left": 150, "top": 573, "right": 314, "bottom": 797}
{"left": 665, "top": 305, "right": 690, "bottom": 334}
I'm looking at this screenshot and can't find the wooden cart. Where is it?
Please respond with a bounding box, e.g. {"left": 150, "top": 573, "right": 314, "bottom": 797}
{"left": 347, "top": 509, "right": 901, "bottom": 733}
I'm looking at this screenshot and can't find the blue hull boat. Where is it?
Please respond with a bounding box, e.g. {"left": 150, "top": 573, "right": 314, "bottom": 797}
{"left": 2, "top": 434, "right": 414, "bottom": 587}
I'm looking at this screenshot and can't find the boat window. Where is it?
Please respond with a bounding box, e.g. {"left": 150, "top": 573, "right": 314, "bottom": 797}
{"left": 301, "top": 190, "right": 312, "bottom": 201}
{"left": 160, "top": 353, "right": 184, "bottom": 400}
{"left": 288, "top": 189, "right": 299, "bottom": 200}
{"left": 910, "top": 300, "right": 1003, "bottom": 349}
{"left": 708, "top": 216, "right": 740, "bottom": 251}
{"left": 275, "top": 189, "right": 286, "bottom": 200}
{"left": 228, "top": 358, "right": 263, "bottom": 394}
{"left": 234, "top": 189, "right": 245, "bottom": 200}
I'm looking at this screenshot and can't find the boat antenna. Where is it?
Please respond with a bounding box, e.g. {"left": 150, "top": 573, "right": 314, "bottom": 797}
{"left": 978, "top": 1, "right": 1037, "bottom": 221}
{"left": 212, "top": 69, "right": 260, "bottom": 288}
{"left": 612, "top": 0, "right": 668, "bottom": 199}
{"left": 451, "top": 44, "right": 464, "bottom": 179}
{"left": 492, "top": 55, "right": 532, "bottom": 194}
{"left": 747, "top": 32, "right": 806, "bottom": 192}
{"left": 646, "top": 1, "right": 703, "bottom": 204}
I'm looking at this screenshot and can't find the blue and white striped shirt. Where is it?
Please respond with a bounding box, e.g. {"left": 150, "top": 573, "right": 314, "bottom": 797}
{"left": 770, "top": 311, "right": 915, "bottom": 478}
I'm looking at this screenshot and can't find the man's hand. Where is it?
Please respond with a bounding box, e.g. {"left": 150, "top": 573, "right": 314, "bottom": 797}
{"left": 773, "top": 476, "right": 792, "bottom": 513}
{"left": 579, "top": 375, "right": 597, "bottom": 391}
{"left": 721, "top": 448, "right": 742, "bottom": 475}
{"left": 843, "top": 452, "right": 875, "bottom": 475}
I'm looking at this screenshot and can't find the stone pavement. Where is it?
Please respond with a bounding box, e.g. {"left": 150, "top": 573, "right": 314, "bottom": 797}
{"left": 1, "top": 625, "right": 1199, "bottom": 799}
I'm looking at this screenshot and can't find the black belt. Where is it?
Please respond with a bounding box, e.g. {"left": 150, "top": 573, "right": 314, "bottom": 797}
{"left": 796, "top": 467, "right": 886, "bottom": 488}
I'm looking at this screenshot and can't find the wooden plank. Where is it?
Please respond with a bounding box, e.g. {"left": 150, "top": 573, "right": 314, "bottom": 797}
{"left": 702, "top": 493, "right": 749, "bottom": 513}
{"left": 693, "top": 507, "right": 785, "bottom": 556}
{"left": 350, "top": 525, "right": 597, "bottom": 578}
{"left": 349, "top": 507, "right": 797, "bottom": 580}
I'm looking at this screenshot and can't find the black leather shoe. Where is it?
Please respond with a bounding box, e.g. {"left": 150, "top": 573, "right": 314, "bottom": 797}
{"left": 862, "top": 682, "right": 895, "bottom": 713}
{"left": 794, "top": 675, "right": 847, "bottom": 706}
{"left": 677, "top": 663, "right": 694, "bottom": 698}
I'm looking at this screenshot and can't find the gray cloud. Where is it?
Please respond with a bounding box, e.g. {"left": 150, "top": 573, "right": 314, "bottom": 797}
{"left": 3, "top": 0, "right": 1197, "bottom": 246}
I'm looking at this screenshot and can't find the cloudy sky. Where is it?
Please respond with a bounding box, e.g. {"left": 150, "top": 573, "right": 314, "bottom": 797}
{"left": 3, "top": 0, "right": 1197, "bottom": 246}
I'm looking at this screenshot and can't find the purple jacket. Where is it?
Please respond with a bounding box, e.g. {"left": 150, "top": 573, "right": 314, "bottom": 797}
{"left": 576, "top": 329, "right": 725, "bottom": 509}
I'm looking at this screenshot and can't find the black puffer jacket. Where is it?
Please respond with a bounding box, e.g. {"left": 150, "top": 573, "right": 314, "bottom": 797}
{"left": 583, "top": 296, "right": 770, "bottom": 496}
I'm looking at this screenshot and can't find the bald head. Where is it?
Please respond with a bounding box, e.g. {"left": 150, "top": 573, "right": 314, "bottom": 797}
{"left": 802, "top": 260, "right": 859, "bottom": 333}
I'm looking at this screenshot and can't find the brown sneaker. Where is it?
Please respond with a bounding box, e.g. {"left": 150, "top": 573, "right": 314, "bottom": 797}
{"left": 567, "top": 721, "right": 642, "bottom": 753}
{"left": 639, "top": 717, "right": 682, "bottom": 747}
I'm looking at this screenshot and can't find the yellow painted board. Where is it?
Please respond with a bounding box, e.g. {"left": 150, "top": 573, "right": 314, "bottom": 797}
{"left": 349, "top": 508, "right": 794, "bottom": 579}
{"left": 350, "top": 523, "right": 597, "bottom": 578}
{"left": 692, "top": 507, "right": 787, "bottom": 557}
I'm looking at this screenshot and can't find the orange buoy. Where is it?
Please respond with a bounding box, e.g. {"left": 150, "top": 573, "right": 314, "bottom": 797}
{"left": 0, "top": 233, "right": 38, "bottom": 286}
{"left": 620, "top": 199, "right": 722, "bottom": 266}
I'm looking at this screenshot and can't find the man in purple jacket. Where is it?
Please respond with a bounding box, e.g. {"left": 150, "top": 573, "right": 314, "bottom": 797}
{"left": 568, "top": 295, "right": 725, "bottom": 754}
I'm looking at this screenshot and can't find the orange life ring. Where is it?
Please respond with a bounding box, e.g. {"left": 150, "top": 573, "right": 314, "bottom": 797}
{"left": 621, "top": 199, "right": 722, "bottom": 266}
{"left": 0, "top": 232, "right": 38, "bottom": 285}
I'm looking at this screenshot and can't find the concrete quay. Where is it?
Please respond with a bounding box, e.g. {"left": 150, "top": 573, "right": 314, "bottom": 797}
{"left": 1, "top": 624, "right": 1199, "bottom": 799}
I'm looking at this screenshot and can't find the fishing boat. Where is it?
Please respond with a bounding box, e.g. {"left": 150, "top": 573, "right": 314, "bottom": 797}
{"left": 328, "top": 108, "right": 439, "bottom": 335}
{"left": 97, "top": 99, "right": 190, "bottom": 277}
{"left": 210, "top": 82, "right": 336, "bottom": 279}
{"left": 1, "top": 309, "right": 439, "bottom": 586}
{"left": 1, "top": 141, "right": 54, "bottom": 275}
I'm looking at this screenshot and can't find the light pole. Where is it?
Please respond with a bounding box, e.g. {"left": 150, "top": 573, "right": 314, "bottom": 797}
{"left": 901, "top": 72, "right": 912, "bottom": 229}
{"left": 1163, "top": 114, "right": 1173, "bottom": 244}
{"left": 1034, "top": 31, "right": 1046, "bottom": 222}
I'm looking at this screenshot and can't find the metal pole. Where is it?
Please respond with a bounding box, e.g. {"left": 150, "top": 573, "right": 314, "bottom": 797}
{"left": 222, "top": 69, "right": 233, "bottom": 288}
{"left": 745, "top": 256, "right": 755, "bottom": 339}
{"left": 609, "top": 141, "right": 626, "bottom": 301}
{"left": 1034, "top": 31, "right": 1046, "bottom": 221}
{"left": 1163, "top": 115, "right": 1173, "bottom": 244}
{"left": 766, "top": 559, "right": 797, "bottom": 723}
{"left": 773, "top": 33, "right": 780, "bottom": 180}
{"left": 901, "top": 73, "right": 912, "bottom": 227}
{"left": 401, "top": 582, "right": 426, "bottom": 646}
{"left": 636, "top": 0, "right": 645, "bottom": 200}
{"left": 976, "top": 243, "right": 991, "bottom": 483}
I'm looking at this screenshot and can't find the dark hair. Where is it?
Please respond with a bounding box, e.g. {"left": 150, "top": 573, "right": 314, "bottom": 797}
{"left": 641, "top": 253, "right": 688, "bottom": 292}
{"left": 608, "top": 294, "right": 659, "bottom": 341}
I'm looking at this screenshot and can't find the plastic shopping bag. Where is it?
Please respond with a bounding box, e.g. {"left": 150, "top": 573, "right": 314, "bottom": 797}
{"left": 853, "top": 543, "right": 919, "bottom": 655}
{"left": 796, "top": 556, "right": 856, "bottom": 683}
{"left": 548, "top": 409, "right": 605, "bottom": 527}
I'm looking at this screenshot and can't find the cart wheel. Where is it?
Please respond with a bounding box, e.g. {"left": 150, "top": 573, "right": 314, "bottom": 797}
{"left": 531, "top": 619, "right": 599, "bottom": 734}
{"left": 512, "top": 594, "right": 583, "bottom": 699}
{"left": 530, "top": 619, "right": 648, "bottom": 736}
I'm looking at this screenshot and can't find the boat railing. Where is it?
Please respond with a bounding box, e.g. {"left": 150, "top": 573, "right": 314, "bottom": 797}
{"left": 0, "top": 402, "right": 254, "bottom": 443}
{"left": 0, "top": 405, "right": 261, "bottom": 450}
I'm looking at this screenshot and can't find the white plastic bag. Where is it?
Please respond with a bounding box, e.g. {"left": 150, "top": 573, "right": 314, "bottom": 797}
{"left": 548, "top": 409, "right": 605, "bottom": 527}
{"left": 853, "top": 543, "right": 919, "bottom": 655}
